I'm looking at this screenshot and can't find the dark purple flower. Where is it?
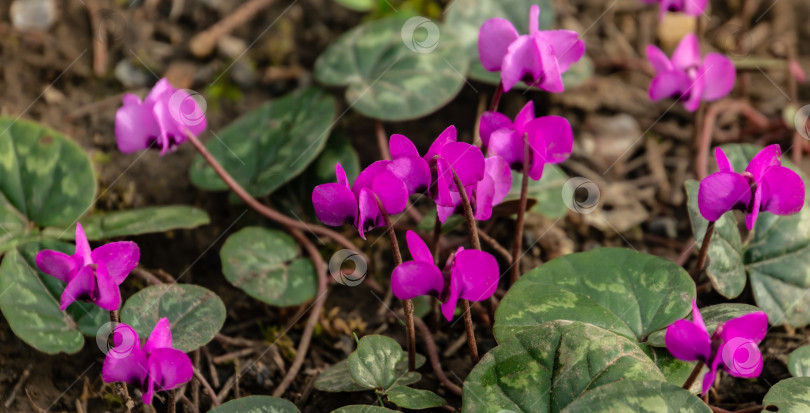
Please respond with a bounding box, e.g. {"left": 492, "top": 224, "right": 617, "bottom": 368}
{"left": 115, "top": 78, "right": 207, "bottom": 155}
{"left": 102, "top": 318, "right": 193, "bottom": 405}
{"left": 391, "top": 231, "right": 499, "bottom": 321}
{"left": 437, "top": 155, "right": 512, "bottom": 222}
{"left": 647, "top": 33, "right": 736, "bottom": 112}
{"left": 312, "top": 162, "right": 408, "bottom": 239}
{"left": 665, "top": 301, "right": 767, "bottom": 395}
{"left": 478, "top": 5, "right": 585, "bottom": 92}
{"left": 640, "top": 0, "right": 707, "bottom": 19}
{"left": 698, "top": 145, "right": 804, "bottom": 230}
{"left": 35, "top": 223, "right": 139, "bottom": 311}
{"left": 479, "top": 101, "right": 573, "bottom": 180}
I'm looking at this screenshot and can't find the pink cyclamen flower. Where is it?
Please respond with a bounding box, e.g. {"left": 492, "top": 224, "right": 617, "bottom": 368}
{"left": 35, "top": 223, "right": 139, "bottom": 311}
{"left": 699, "top": 145, "right": 804, "bottom": 230}
{"left": 641, "top": 0, "right": 707, "bottom": 20}
{"left": 102, "top": 318, "right": 193, "bottom": 405}
{"left": 115, "top": 78, "right": 207, "bottom": 155}
{"left": 437, "top": 155, "right": 512, "bottom": 222}
{"left": 478, "top": 5, "right": 585, "bottom": 92}
{"left": 391, "top": 231, "right": 499, "bottom": 321}
{"left": 647, "top": 33, "right": 736, "bottom": 112}
{"left": 312, "top": 162, "right": 408, "bottom": 239}
{"left": 479, "top": 101, "right": 573, "bottom": 180}
{"left": 665, "top": 301, "right": 767, "bottom": 395}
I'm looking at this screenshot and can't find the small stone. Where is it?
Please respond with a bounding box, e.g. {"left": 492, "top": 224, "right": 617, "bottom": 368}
{"left": 114, "top": 60, "right": 152, "bottom": 89}
{"left": 10, "top": 0, "right": 56, "bottom": 31}
{"left": 657, "top": 12, "right": 697, "bottom": 51}
{"left": 230, "top": 60, "right": 257, "bottom": 88}
{"left": 217, "top": 35, "right": 248, "bottom": 60}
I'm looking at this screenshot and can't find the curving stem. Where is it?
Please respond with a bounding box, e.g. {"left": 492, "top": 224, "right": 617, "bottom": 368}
{"left": 682, "top": 360, "right": 704, "bottom": 391}
{"left": 511, "top": 133, "right": 530, "bottom": 286}
{"left": 692, "top": 222, "right": 715, "bottom": 282}
{"left": 374, "top": 195, "right": 416, "bottom": 371}
{"left": 488, "top": 80, "right": 504, "bottom": 112}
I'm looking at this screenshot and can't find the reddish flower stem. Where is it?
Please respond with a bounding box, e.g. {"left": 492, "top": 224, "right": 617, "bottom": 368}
{"left": 375, "top": 120, "right": 391, "bottom": 161}
{"left": 109, "top": 310, "right": 134, "bottom": 412}
{"left": 511, "top": 134, "right": 530, "bottom": 285}
{"left": 692, "top": 222, "right": 715, "bottom": 282}
{"left": 374, "top": 196, "right": 416, "bottom": 372}
{"left": 488, "top": 81, "right": 504, "bottom": 112}
{"left": 682, "top": 360, "right": 704, "bottom": 392}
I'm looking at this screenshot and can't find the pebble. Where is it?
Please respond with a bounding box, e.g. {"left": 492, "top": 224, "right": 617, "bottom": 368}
{"left": 10, "top": 0, "right": 56, "bottom": 31}
{"left": 114, "top": 60, "right": 152, "bottom": 89}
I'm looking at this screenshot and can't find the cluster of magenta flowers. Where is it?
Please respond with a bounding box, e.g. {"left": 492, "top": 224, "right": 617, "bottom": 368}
{"left": 698, "top": 145, "right": 805, "bottom": 229}
{"left": 666, "top": 301, "right": 767, "bottom": 395}
{"left": 36, "top": 224, "right": 192, "bottom": 405}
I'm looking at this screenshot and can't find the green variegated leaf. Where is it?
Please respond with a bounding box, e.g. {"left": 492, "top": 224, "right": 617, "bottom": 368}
{"left": 789, "top": 346, "right": 810, "bottom": 377}
{"left": 762, "top": 377, "right": 810, "bottom": 412}
{"left": 120, "top": 284, "right": 226, "bottom": 352}
{"left": 208, "top": 396, "right": 300, "bottom": 413}
{"left": 685, "top": 180, "right": 746, "bottom": 298}
{"left": 348, "top": 335, "right": 403, "bottom": 390}
{"left": 45, "top": 206, "right": 210, "bottom": 240}
{"left": 495, "top": 248, "right": 694, "bottom": 343}
{"left": 315, "top": 352, "right": 425, "bottom": 392}
{"left": 386, "top": 386, "right": 445, "bottom": 409}
{"left": 503, "top": 165, "right": 568, "bottom": 219}
{"left": 332, "top": 406, "right": 398, "bottom": 413}
{"left": 561, "top": 380, "right": 711, "bottom": 413}
{"left": 190, "top": 87, "right": 337, "bottom": 197}
{"left": 314, "top": 15, "right": 468, "bottom": 121}
{"left": 462, "top": 321, "right": 665, "bottom": 413}
{"left": 220, "top": 227, "right": 316, "bottom": 307}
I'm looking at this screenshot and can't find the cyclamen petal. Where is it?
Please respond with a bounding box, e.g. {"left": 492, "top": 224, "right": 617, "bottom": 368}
{"left": 143, "top": 348, "right": 194, "bottom": 405}
{"left": 665, "top": 319, "right": 711, "bottom": 361}
{"left": 479, "top": 111, "right": 514, "bottom": 148}
{"left": 701, "top": 53, "right": 737, "bottom": 101}
{"left": 671, "top": 33, "right": 700, "bottom": 71}
{"left": 406, "top": 230, "right": 434, "bottom": 264}
{"left": 312, "top": 183, "right": 358, "bottom": 227}
{"left": 697, "top": 172, "right": 751, "bottom": 221}
{"left": 35, "top": 250, "right": 75, "bottom": 283}
{"left": 424, "top": 126, "right": 457, "bottom": 163}
{"left": 389, "top": 134, "right": 420, "bottom": 159}
{"left": 453, "top": 249, "right": 499, "bottom": 303}
{"left": 60, "top": 266, "right": 96, "bottom": 311}
{"left": 478, "top": 18, "right": 519, "bottom": 71}
{"left": 761, "top": 166, "right": 805, "bottom": 216}
{"left": 94, "top": 264, "right": 122, "bottom": 311}
{"left": 720, "top": 312, "right": 768, "bottom": 343}
{"left": 391, "top": 261, "right": 445, "bottom": 300}
{"left": 92, "top": 241, "right": 140, "bottom": 285}
{"left": 143, "top": 318, "right": 173, "bottom": 354}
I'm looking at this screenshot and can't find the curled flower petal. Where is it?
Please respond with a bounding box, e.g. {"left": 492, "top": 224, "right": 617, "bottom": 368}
{"left": 701, "top": 53, "right": 736, "bottom": 101}
{"left": 537, "top": 30, "right": 585, "bottom": 73}
{"left": 486, "top": 156, "right": 512, "bottom": 206}
{"left": 312, "top": 183, "right": 358, "bottom": 227}
{"left": 405, "top": 230, "right": 433, "bottom": 264}
{"left": 389, "top": 134, "right": 420, "bottom": 159}
{"left": 336, "top": 162, "right": 350, "bottom": 187}
{"left": 424, "top": 126, "right": 457, "bottom": 163}
{"left": 143, "top": 348, "right": 193, "bottom": 405}
{"left": 143, "top": 318, "right": 173, "bottom": 354}
{"left": 649, "top": 71, "right": 691, "bottom": 101}
{"left": 665, "top": 319, "right": 711, "bottom": 362}
{"left": 95, "top": 264, "right": 122, "bottom": 311}
{"left": 353, "top": 161, "right": 390, "bottom": 196}
{"left": 36, "top": 250, "right": 76, "bottom": 283}
{"left": 479, "top": 111, "right": 513, "bottom": 148}
{"left": 501, "top": 36, "right": 544, "bottom": 92}
{"left": 646, "top": 45, "right": 673, "bottom": 73}
{"left": 371, "top": 171, "right": 408, "bottom": 215}
{"left": 488, "top": 129, "right": 524, "bottom": 169}
{"left": 115, "top": 94, "right": 160, "bottom": 153}
{"left": 357, "top": 188, "right": 380, "bottom": 240}
{"left": 719, "top": 339, "right": 763, "bottom": 379}
{"left": 715, "top": 147, "right": 733, "bottom": 173}
{"left": 513, "top": 101, "right": 536, "bottom": 133}
{"left": 391, "top": 261, "right": 444, "bottom": 301}
{"left": 761, "top": 166, "right": 805, "bottom": 216}
{"left": 672, "top": 33, "right": 700, "bottom": 71}
{"left": 698, "top": 172, "right": 751, "bottom": 221}
{"left": 701, "top": 350, "right": 724, "bottom": 395}
{"left": 102, "top": 333, "right": 147, "bottom": 387}
{"left": 745, "top": 144, "right": 781, "bottom": 182}
{"left": 440, "top": 142, "right": 486, "bottom": 188}
{"left": 473, "top": 175, "right": 496, "bottom": 221}
{"left": 453, "top": 249, "right": 499, "bottom": 303}
{"left": 527, "top": 115, "right": 574, "bottom": 165}
{"left": 92, "top": 241, "right": 140, "bottom": 285}
{"left": 388, "top": 157, "right": 430, "bottom": 195}
{"left": 478, "top": 18, "right": 519, "bottom": 71}
{"left": 60, "top": 265, "right": 96, "bottom": 311}
{"left": 74, "top": 223, "right": 92, "bottom": 268}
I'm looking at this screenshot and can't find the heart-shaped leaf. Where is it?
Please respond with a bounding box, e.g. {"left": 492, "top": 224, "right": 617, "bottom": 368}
{"left": 495, "top": 248, "right": 694, "bottom": 343}
{"left": 208, "top": 396, "right": 299, "bottom": 413}
{"left": 220, "top": 227, "right": 317, "bottom": 307}
{"left": 0, "top": 241, "right": 107, "bottom": 354}
{"left": 0, "top": 117, "right": 97, "bottom": 253}
{"left": 685, "top": 180, "right": 746, "bottom": 298}
{"left": 762, "top": 377, "right": 810, "bottom": 412}
{"left": 503, "top": 165, "right": 569, "bottom": 219}
{"left": 561, "top": 380, "right": 711, "bottom": 413}
{"left": 190, "top": 87, "right": 337, "bottom": 197}
{"left": 314, "top": 15, "right": 469, "bottom": 121}
{"left": 120, "top": 283, "right": 226, "bottom": 352}
{"left": 710, "top": 144, "right": 810, "bottom": 327}
{"left": 789, "top": 346, "right": 810, "bottom": 377}
{"left": 646, "top": 303, "right": 762, "bottom": 347}
{"left": 462, "top": 321, "right": 665, "bottom": 413}
{"left": 315, "top": 352, "right": 425, "bottom": 392}
{"left": 44, "top": 206, "right": 210, "bottom": 240}
{"left": 386, "top": 386, "right": 446, "bottom": 409}
{"left": 348, "top": 335, "right": 404, "bottom": 390}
